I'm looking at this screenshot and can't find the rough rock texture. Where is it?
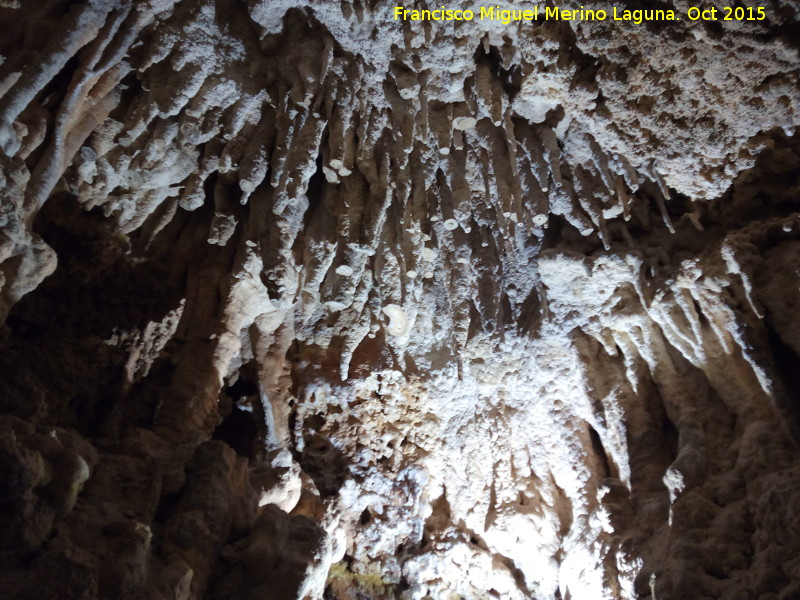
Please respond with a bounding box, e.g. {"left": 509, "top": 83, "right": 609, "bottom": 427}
{"left": 1, "top": 1, "right": 799, "bottom": 599}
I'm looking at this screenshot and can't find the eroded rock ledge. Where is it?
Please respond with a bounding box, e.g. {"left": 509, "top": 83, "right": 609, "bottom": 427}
{"left": 0, "top": 1, "right": 799, "bottom": 599}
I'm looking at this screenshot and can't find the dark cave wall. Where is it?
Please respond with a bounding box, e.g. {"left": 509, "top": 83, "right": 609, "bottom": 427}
{"left": 1, "top": 1, "right": 800, "bottom": 599}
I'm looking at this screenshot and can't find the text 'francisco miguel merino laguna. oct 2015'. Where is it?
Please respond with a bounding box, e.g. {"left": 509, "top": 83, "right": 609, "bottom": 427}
{"left": 392, "top": 5, "right": 768, "bottom": 24}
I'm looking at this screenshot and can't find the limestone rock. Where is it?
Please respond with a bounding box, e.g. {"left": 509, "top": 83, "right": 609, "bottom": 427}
{"left": 0, "top": 1, "right": 799, "bottom": 599}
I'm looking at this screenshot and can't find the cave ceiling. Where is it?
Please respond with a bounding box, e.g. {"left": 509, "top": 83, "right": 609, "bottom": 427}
{"left": 0, "top": 1, "right": 800, "bottom": 599}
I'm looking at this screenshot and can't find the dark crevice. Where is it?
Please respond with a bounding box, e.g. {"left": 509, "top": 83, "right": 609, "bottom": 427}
{"left": 588, "top": 424, "right": 613, "bottom": 480}
{"left": 212, "top": 405, "right": 258, "bottom": 458}
{"left": 765, "top": 321, "right": 800, "bottom": 433}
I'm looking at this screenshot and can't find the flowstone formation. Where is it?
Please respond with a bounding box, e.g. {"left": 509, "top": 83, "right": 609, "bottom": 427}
{"left": 1, "top": 1, "right": 799, "bottom": 598}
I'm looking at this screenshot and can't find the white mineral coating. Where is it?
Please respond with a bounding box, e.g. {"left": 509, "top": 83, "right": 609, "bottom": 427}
{"left": 533, "top": 213, "right": 549, "bottom": 226}
{"left": 335, "top": 265, "right": 354, "bottom": 277}
{"left": 421, "top": 247, "right": 437, "bottom": 262}
{"left": 381, "top": 304, "right": 410, "bottom": 337}
{"left": 443, "top": 218, "right": 459, "bottom": 231}
{"left": 453, "top": 116, "right": 477, "bottom": 131}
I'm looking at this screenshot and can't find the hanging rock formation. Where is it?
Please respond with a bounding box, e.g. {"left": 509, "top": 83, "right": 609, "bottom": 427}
{"left": 1, "top": 1, "right": 799, "bottom": 599}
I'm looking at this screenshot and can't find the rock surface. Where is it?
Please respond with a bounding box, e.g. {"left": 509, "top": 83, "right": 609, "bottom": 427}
{"left": 0, "top": 1, "right": 799, "bottom": 599}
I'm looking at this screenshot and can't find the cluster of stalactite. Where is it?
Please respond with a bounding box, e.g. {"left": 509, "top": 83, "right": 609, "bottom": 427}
{"left": 0, "top": 1, "right": 799, "bottom": 599}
